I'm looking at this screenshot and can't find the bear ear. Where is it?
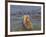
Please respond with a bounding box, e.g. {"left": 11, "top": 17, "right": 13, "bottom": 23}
{"left": 23, "top": 15, "right": 29, "bottom": 19}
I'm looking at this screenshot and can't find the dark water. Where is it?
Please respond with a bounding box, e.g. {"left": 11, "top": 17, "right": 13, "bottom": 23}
{"left": 10, "top": 5, "right": 41, "bottom": 32}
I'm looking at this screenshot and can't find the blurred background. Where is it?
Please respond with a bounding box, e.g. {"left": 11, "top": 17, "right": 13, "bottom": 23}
{"left": 10, "top": 5, "right": 41, "bottom": 32}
